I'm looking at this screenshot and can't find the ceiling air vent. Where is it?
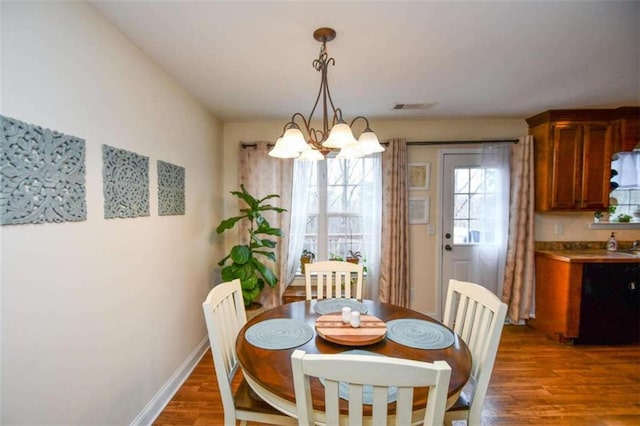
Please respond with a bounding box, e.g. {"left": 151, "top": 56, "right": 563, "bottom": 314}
{"left": 392, "top": 103, "right": 436, "bottom": 111}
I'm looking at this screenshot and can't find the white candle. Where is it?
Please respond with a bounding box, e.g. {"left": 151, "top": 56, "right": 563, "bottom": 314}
{"left": 341, "top": 307, "right": 351, "bottom": 324}
{"left": 350, "top": 310, "right": 361, "bottom": 328}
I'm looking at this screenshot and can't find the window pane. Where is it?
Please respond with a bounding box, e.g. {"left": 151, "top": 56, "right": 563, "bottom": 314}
{"left": 469, "top": 193, "right": 485, "bottom": 218}
{"left": 484, "top": 168, "right": 497, "bottom": 192}
{"left": 469, "top": 168, "right": 484, "bottom": 193}
{"left": 455, "top": 168, "right": 469, "bottom": 192}
{"left": 303, "top": 237, "right": 317, "bottom": 257}
{"left": 305, "top": 215, "right": 317, "bottom": 234}
{"left": 328, "top": 216, "right": 346, "bottom": 234}
{"left": 469, "top": 219, "right": 482, "bottom": 237}
{"left": 454, "top": 194, "right": 469, "bottom": 218}
{"left": 453, "top": 219, "right": 469, "bottom": 244}
{"left": 345, "top": 185, "right": 362, "bottom": 213}
{"left": 348, "top": 216, "right": 362, "bottom": 234}
{"left": 327, "top": 185, "right": 345, "bottom": 212}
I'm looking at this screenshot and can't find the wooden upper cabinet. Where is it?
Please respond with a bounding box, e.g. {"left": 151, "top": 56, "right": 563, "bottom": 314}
{"left": 528, "top": 109, "right": 616, "bottom": 211}
{"left": 612, "top": 107, "right": 640, "bottom": 153}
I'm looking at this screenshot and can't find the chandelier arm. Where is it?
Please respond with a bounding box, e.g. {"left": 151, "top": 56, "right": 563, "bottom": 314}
{"left": 288, "top": 113, "right": 325, "bottom": 150}
{"left": 307, "top": 42, "right": 340, "bottom": 145}
{"left": 349, "top": 115, "right": 372, "bottom": 131}
{"left": 322, "top": 59, "right": 340, "bottom": 129}
{"left": 287, "top": 112, "right": 311, "bottom": 131}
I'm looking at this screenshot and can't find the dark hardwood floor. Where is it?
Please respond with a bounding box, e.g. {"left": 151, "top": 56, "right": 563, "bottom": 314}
{"left": 154, "top": 325, "right": 640, "bottom": 425}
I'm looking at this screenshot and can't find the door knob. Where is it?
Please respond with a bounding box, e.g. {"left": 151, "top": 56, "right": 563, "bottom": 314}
{"left": 445, "top": 233, "right": 451, "bottom": 239}
{"left": 444, "top": 244, "right": 452, "bottom": 251}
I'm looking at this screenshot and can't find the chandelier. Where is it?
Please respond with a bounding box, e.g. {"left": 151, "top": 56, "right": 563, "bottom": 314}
{"left": 268, "top": 28, "right": 385, "bottom": 161}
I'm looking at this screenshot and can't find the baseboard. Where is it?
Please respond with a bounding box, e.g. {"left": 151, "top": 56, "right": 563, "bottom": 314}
{"left": 130, "top": 336, "right": 209, "bottom": 426}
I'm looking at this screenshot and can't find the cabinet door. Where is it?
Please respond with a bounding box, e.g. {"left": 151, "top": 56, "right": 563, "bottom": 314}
{"left": 550, "top": 124, "right": 582, "bottom": 209}
{"left": 550, "top": 123, "right": 612, "bottom": 210}
{"left": 579, "top": 123, "right": 612, "bottom": 210}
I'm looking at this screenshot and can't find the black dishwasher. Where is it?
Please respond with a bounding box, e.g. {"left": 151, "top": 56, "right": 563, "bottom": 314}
{"left": 576, "top": 263, "right": 640, "bottom": 344}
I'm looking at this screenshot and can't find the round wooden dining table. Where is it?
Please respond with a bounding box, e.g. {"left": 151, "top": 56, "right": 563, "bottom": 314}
{"left": 236, "top": 299, "right": 472, "bottom": 420}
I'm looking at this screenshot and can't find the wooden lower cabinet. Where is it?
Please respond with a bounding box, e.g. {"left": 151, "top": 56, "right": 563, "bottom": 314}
{"left": 528, "top": 254, "right": 583, "bottom": 342}
{"left": 530, "top": 252, "right": 640, "bottom": 343}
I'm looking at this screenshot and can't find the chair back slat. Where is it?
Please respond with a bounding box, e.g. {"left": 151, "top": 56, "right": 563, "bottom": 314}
{"left": 394, "top": 387, "right": 414, "bottom": 426}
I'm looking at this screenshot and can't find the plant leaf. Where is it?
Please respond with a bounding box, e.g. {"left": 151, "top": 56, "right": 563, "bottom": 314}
{"left": 216, "top": 216, "right": 244, "bottom": 233}
{"left": 236, "top": 184, "right": 259, "bottom": 209}
{"left": 220, "top": 265, "right": 236, "bottom": 281}
{"left": 258, "top": 227, "right": 284, "bottom": 237}
{"left": 261, "top": 268, "right": 278, "bottom": 287}
{"left": 217, "top": 254, "right": 231, "bottom": 267}
{"left": 258, "top": 193, "right": 280, "bottom": 203}
{"left": 260, "top": 239, "right": 276, "bottom": 248}
{"left": 257, "top": 204, "right": 286, "bottom": 214}
{"left": 240, "top": 275, "right": 258, "bottom": 291}
{"left": 242, "top": 285, "right": 261, "bottom": 306}
{"left": 253, "top": 250, "right": 276, "bottom": 262}
{"left": 253, "top": 259, "right": 278, "bottom": 287}
{"left": 230, "top": 245, "right": 251, "bottom": 264}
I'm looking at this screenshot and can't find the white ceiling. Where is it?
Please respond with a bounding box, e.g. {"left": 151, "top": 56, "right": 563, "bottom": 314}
{"left": 91, "top": 0, "right": 640, "bottom": 123}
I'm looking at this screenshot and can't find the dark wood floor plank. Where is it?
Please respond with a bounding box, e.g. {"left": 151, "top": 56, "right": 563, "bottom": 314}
{"left": 153, "top": 325, "right": 640, "bottom": 425}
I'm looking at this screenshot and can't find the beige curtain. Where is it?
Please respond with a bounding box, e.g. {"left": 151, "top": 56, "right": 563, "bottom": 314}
{"left": 502, "top": 135, "right": 536, "bottom": 322}
{"left": 379, "top": 138, "right": 410, "bottom": 307}
{"left": 239, "top": 142, "right": 293, "bottom": 309}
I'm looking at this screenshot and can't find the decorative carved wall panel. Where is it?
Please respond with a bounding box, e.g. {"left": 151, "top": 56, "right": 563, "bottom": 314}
{"left": 1, "top": 115, "right": 87, "bottom": 225}
{"left": 102, "top": 145, "right": 149, "bottom": 219}
{"left": 157, "top": 160, "right": 185, "bottom": 216}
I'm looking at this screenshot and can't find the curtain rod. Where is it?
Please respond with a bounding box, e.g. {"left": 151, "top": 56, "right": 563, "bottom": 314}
{"left": 240, "top": 138, "right": 518, "bottom": 149}
{"left": 406, "top": 138, "right": 519, "bottom": 146}
{"left": 241, "top": 143, "right": 274, "bottom": 149}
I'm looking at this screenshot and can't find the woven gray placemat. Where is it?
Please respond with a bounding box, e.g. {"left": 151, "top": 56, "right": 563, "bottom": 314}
{"left": 386, "top": 319, "right": 455, "bottom": 350}
{"left": 314, "top": 298, "right": 368, "bottom": 315}
{"left": 245, "top": 318, "right": 314, "bottom": 350}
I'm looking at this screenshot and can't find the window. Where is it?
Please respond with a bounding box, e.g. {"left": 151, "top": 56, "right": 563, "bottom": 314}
{"left": 300, "top": 155, "right": 378, "bottom": 263}
{"left": 453, "top": 166, "right": 501, "bottom": 244}
{"left": 610, "top": 188, "right": 640, "bottom": 218}
{"left": 610, "top": 152, "right": 640, "bottom": 220}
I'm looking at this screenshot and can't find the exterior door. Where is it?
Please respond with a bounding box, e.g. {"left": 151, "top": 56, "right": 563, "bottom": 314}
{"left": 440, "top": 150, "right": 508, "bottom": 314}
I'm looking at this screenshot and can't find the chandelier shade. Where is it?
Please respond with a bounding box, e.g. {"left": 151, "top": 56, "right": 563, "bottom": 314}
{"left": 268, "top": 27, "right": 384, "bottom": 161}
{"left": 323, "top": 121, "right": 358, "bottom": 149}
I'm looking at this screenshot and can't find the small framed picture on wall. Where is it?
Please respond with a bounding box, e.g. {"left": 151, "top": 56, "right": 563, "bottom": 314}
{"left": 408, "top": 162, "right": 430, "bottom": 190}
{"left": 409, "top": 197, "right": 430, "bottom": 224}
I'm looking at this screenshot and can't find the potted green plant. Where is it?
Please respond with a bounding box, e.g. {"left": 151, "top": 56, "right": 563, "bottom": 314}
{"left": 617, "top": 214, "right": 632, "bottom": 223}
{"left": 346, "top": 250, "right": 361, "bottom": 264}
{"left": 300, "top": 249, "right": 315, "bottom": 273}
{"left": 594, "top": 211, "right": 603, "bottom": 223}
{"left": 329, "top": 253, "right": 344, "bottom": 261}
{"left": 216, "top": 184, "right": 286, "bottom": 306}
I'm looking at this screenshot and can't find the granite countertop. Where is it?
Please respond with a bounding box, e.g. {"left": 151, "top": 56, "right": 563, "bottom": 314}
{"left": 535, "top": 249, "right": 640, "bottom": 263}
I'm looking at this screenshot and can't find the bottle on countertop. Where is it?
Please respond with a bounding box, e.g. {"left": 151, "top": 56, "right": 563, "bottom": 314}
{"left": 607, "top": 232, "right": 618, "bottom": 251}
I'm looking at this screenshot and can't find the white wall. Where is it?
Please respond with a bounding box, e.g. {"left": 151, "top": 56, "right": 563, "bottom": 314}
{"left": 1, "top": 2, "right": 223, "bottom": 424}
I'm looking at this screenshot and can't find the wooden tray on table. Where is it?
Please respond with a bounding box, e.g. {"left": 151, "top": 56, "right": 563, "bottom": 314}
{"left": 315, "top": 314, "right": 386, "bottom": 346}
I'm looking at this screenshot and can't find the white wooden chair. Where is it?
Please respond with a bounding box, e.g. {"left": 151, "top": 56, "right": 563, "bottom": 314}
{"left": 291, "top": 349, "right": 451, "bottom": 426}
{"left": 202, "top": 279, "right": 296, "bottom": 426}
{"left": 304, "top": 260, "right": 364, "bottom": 300}
{"left": 442, "top": 279, "right": 508, "bottom": 426}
